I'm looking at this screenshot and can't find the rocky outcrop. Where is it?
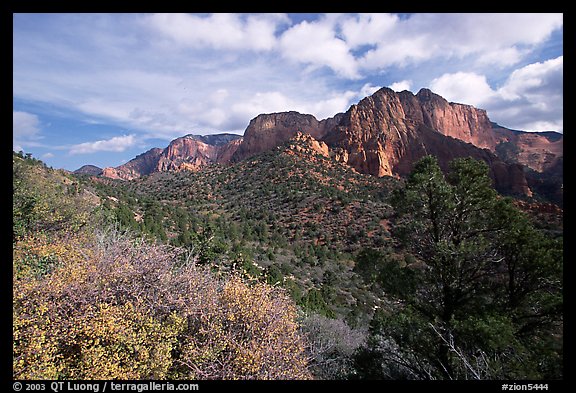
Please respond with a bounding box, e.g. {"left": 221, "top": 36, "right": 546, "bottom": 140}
{"left": 323, "top": 90, "right": 531, "bottom": 195}
{"left": 284, "top": 132, "right": 330, "bottom": 158}
{"left": 492, "top": 126, "right": 563, "bottom": 172}
{"left": 156, "top": 134, "right": 242, "bottom": 172}
{"left": 101, "top": 135, "right": 242, "bottom": 180}
{"left": 231, "top": 111, "right": 343, "bottom": 162}
{"left": 324, "top": 88, "right": 413, "bottom": 177}
{"left": 101, "top": 167, "right": 122, "bottom": 180}
{"left": 398, "top": 89, "right": 499, "bottom": 150}
{"left": 398, "top": 89, "right": 563, "bottom": 172}
{"left": 99, "top": 85, "right": 560, "bottom": 201}
{"left": 216, "top": 138, "right": 243, "bottom": 163}
{"left": 234, "top": 87, "right": 550, "bottom": 197}
{"left": 156, "top": 136, "right": 218, "bottom": 172}
{"left": 102, "top": 148, "right": 163, "bottom": 180}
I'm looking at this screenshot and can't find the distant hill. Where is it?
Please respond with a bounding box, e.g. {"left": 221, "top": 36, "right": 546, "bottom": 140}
{"left": 73, "top": 164, "right": 103, "bottom": 176}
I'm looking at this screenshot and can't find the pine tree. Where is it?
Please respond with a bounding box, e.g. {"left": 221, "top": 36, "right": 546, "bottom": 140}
{"left": 356, "top": 156, "right": 562, "bottom": 379}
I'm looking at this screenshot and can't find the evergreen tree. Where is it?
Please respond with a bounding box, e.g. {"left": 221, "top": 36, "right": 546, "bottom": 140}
{"left": 356, "top": 156, "right": 562, "bottom": 379}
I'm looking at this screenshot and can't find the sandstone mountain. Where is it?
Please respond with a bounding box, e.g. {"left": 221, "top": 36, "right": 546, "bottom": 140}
{"left": 231, "top": 87, "right": 561, "bottom": 200}
{"left": 98, "top": 86, "right": 562, "bottom": 203}
{"left": 231, "top": 111, "right": 343, "bottom": 162}
{"left": 102, "top": 148, "right": 164, "bottom": 180}
{"left": 101, "top": 134, "right": 242, "bottom": 180}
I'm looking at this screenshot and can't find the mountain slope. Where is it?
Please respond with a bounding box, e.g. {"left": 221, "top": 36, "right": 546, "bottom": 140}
{"left": 98, "top": 86, "right": 561, "bottom": 203}
{"left": 102, "top": 134, "right": 242, "bottom": 180}
{"left": 233, "top": 87, "right": 561, "bottom": 201}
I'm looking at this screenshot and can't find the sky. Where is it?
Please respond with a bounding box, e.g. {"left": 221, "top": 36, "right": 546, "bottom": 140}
{"left": 13, "top": 13, "right": 563, "bottom": 171}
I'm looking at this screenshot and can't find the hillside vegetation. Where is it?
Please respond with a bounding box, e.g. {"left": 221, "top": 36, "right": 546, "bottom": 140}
{"left": 13, "top": 147, "right": 563, "bottom": 380}
{"left": 13, "top": 152, "right": 310, "bottom": 380}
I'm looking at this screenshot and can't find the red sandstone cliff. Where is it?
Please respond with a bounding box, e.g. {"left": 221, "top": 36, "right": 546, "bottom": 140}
{"left": 99, "top": 86, "right": 561, "bottom": 201}
{"left": 232, "top": 87, "right": 553, "bottom": 197}
{"left": 231, "top": 111, "right": 343, "bottom": 162}
{"left": 102, "top": 135, "right": 242, "bottom": 180}
{"left": 102, "top": 148, "right": 163, "bottom": 180}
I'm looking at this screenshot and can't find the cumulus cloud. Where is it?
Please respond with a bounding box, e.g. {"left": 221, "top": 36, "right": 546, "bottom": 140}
{"left": 430, "top": 72, "right": 496, "bottom": 107}
{"left": 340, "top": 13, "right": 398, "bottom": 47}
{"left": 354, "top": 13, "right": 562, "bottom": 70}
{"left": 307, "top": 90, "right": 358, "bottom": 119}
{"left": 499, "top": 56, "right": 563, "bottom": 101}
{"left": 229, "top": 89, "right": 356, "bottom": 123}
{"left": 146, "top": 13, "right": 288, "bottom": 51}
{"left": 429, "top": 56, "right": 563, "bottom": 132}
{"left": 388, "top": 80, "right": 412, "bottom": 92}
{"left": 69, "top": 134, "right": 137, "bottom": 155}
{"left": 145, "top": 13, "right": 562, "bottom": 78}
{"left": 358, "top": 83, "right": 382, "bottom": 97}
{"left": 477, "top": 47, "right": 526, "bottom": 67}
{"left": 279, "top": 18, "right": 359, "bottom": 78}
{"left": 494, "top": 56, "right": 563, "bottom": 131}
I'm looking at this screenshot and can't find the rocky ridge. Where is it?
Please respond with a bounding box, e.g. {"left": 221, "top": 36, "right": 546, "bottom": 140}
{"left": 96, "top": 86, "right": 561, "bottom": 202}
{"left": 101, "top": 135, "right": 242, "bottom": 180}
{"left": 233, "top": 87, "right": 561, "bottom": 198}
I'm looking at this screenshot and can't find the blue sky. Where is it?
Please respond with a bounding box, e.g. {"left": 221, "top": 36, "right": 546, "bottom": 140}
{"left": 13, "top": 13, "right": 563, "bottom": 171}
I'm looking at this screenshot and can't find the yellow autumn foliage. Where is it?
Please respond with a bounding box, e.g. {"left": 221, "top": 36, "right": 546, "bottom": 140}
{"left": 13, "top": 229, "right": 311, "bottom": 380}
{"left": 175, "top": 276, "right": 311, "bottom": 379}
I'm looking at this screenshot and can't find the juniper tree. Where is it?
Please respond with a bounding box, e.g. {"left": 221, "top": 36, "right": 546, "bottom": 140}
{"left": 355, "top": 156, "right": 562, "bottom": 380}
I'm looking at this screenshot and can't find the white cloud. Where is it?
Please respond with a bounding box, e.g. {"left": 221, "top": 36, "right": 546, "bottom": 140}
{"left": 356, "top": 13, "right": 562, "bottom": 70}
{"left": 231, "top": 91, "right": 295, "bottom": 120}
{"left": 279, "top": 18, "right": 359, "bottom": 78}
{"left": 13, "top": 111, "right": 41, "bottom": 139}
{"left": 340, "top": 13, "right": 398, "bottom": 47}
{"left": 430, "top": 72, "right": 496, "bottom": 107}
{"left": 428, "top": 56, "right": 563, "bottom": 132}
{"left": 358, "top": 83, "right": 382, "bottom": 97}
{"left": 498, "top": 56, "right": 563, "bottom": 101}
{"left": 494, "top": 56, "right": 563, "bottom": 131}
{"left": 13, "top": 111, "right": 42, "bottom": 151}
{"left": 69, "top": 134, "right": 137, "bottom": 155}
{"left": 41, "top": 152, "right": 55, "bottom": 159}
{"left": 388, "top": 80, "right": 412, "bottom": 92}
{"left": 210, "top": 88, "right": 229, "bottom": 104}
{"left": 308, "top": 90, "right": 358, "bottom": 119}
{"left": 146, "top": 13, "right": 288, "bottom": 51}
{"left": 229, "top": 89, "right": 358, "bottom": 124}
{"left": 477, "top": 47, "right": 526, "bottom": 67}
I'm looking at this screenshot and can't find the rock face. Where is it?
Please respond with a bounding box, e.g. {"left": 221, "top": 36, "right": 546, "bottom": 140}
{"left": 99, "top": 85, "right": 561, "bottom": 201}
{"left": 156, "top": 134, "right": 242, "bottom": 172}
{"left": 324, "top": 90, "right": 531, "bottom": 195}
{"left": 398, "top": 89, "right": 563, "bottom": 173}
{"left": 399, "top": 89, "right": 498, "bottom": 150}
{"left": 102, "top": 148, "right": 163, "bottom": 180}
{"left": 232, "top": 87, "right": 561, "bottom": 198}
{"left": 232, "top": 111, "right": 343, "bottom": 162}
{"left": 491, "top": 126, "right": 563, "bottom": 173}
{"left": 102, "top": 135, "right": 242, "bottom": 180}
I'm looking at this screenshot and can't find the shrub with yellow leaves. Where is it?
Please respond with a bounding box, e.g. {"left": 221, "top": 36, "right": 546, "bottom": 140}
{"left": 173, "top": 276, "right": 311, "bottom": 379}
{"left": 13, "top": 226, "right": 311, "bottom": 380}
